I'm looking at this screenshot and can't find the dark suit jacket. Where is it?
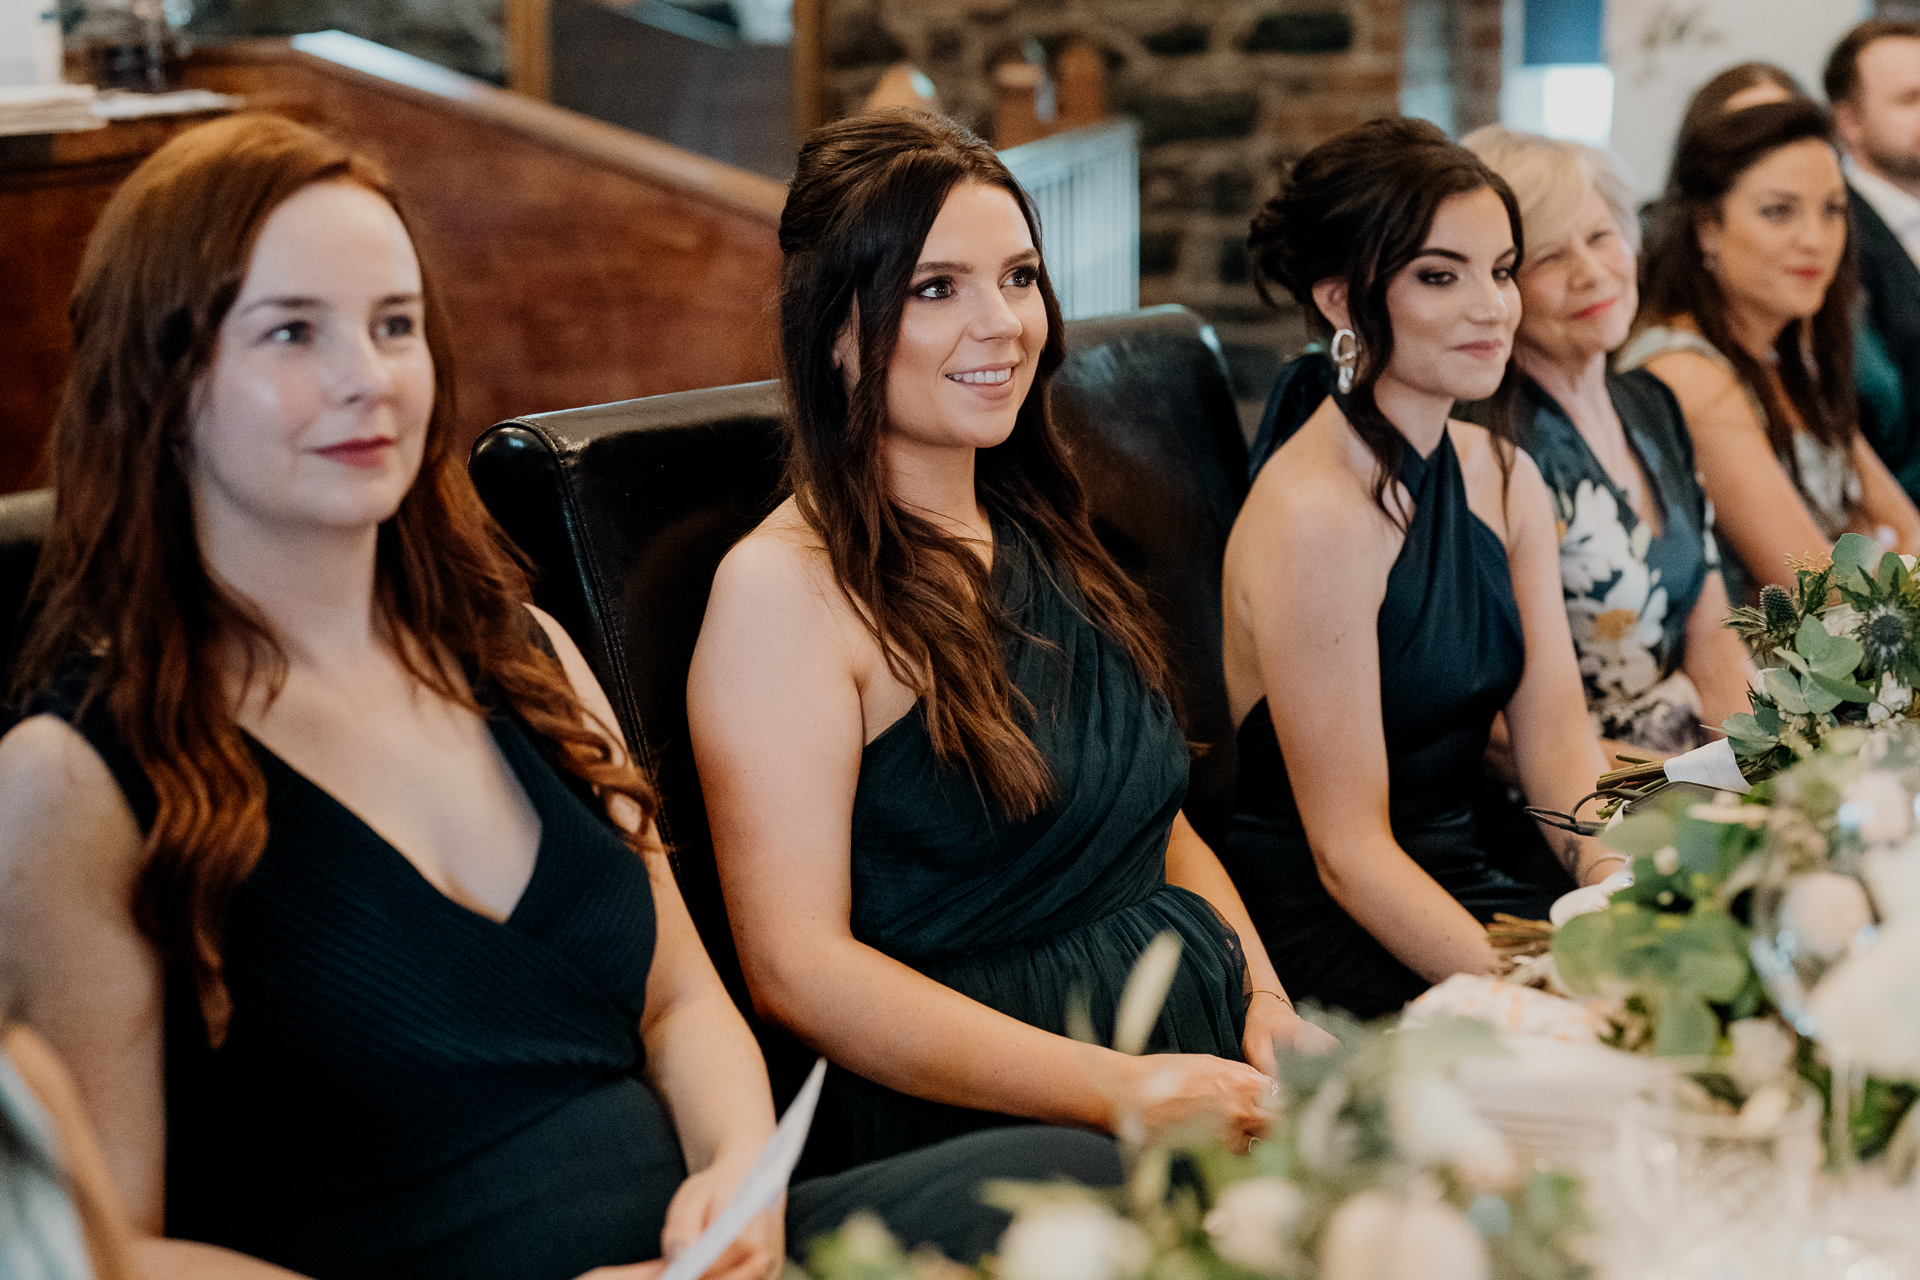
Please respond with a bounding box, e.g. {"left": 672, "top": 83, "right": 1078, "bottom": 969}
{"left": 1851, "top": 184, "right": 1920, "bottom": 501}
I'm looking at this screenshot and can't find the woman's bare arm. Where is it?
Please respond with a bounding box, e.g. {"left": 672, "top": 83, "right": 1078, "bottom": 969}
{"left": 1233, "top": 439, "right": 1496, "bottom": 983}
{"left": 690, "top": 528, "right": 1271, "bottom": 1144}
{"left": 1162, "top": 814, "right": 1337, "bottom": 1072}
{"left": 1494, "top": 450, "right": 1616, "bottom": 885}
{"left": 1682, "top": 570, "right": 1758, "bottom": 735}
{"left": 1850, "top": 435, "right": 1920, "bottom": 553}
{"left": 1643, "top": 351, "right": 1832, "bottom": 589}
{"left": 531, "top": 607, "right": 780, "bottom": 1280}
{"left": 0, "top": 718, "right": 316, "bottom": 1280}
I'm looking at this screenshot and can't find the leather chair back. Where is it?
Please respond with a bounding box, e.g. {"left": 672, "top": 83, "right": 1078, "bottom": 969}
{"left": 468, "top": 306, "right": 1249, "bottom": 1088}
{"left": 0, "top": 490, "right": 54, "bottom": 690}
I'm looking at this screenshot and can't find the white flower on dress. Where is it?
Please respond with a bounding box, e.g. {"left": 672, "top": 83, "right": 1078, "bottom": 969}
{"left": 1567, "top": 556, "right": 1669, "bottom": 700}
{"left": 1558, "top": 480, "right": 1636, "bottom": 595}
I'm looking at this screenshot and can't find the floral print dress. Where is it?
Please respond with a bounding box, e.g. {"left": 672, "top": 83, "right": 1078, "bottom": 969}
{"left": 1477, "top": 371, "right": 1724, "bottom": 753}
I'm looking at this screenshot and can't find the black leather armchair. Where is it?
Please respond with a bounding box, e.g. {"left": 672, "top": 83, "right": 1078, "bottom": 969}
{"left": 0, "top": 489, "right": 54, "bottom": 688}
{"left": 468, "top": 305, "right": 1250, "bottom": 1092}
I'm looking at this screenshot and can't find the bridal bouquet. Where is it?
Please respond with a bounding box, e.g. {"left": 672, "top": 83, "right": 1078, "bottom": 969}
{"left": 804, "top": 1017, "right": 1591, "bottom": 1280}
{"left": 1600, "top": 536, "right": 1920, "bottom": 808}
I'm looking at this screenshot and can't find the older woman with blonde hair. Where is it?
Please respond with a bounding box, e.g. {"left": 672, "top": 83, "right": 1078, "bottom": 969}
{"left": 1461, "top": 126, "right": 1754, "bottom": 760}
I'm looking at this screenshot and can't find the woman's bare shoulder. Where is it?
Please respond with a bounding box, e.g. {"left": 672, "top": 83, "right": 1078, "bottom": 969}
{"left": 712, "top": 498, "right": 832, "bottom": 595}
{"left": 0, "top": 715, "right": 144, "bottom": 917}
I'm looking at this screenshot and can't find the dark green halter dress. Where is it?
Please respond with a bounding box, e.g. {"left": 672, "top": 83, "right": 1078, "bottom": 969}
{"left": 796, "top": 515, "right": 1249, "bottom": 1178}
{"left": 1219, "top": 356, "right": 1555, "bottom": 1021}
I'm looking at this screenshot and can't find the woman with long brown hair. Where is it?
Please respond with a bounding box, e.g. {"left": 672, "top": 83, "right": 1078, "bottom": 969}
{"left": 689, "top": 110, "right": 1330, "bottom": 1210}
{"left": 1620, "top": 98, "right": 1920, "bottom": 597}
{"left": 0, "top": 113, "right": 779, "bottom": 1280}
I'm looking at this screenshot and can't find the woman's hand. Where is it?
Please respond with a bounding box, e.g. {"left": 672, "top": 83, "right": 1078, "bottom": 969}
{"left": 569, "top": 1160, "right": 784, "bottom": 1280}
{"left": 1241, "top": 993, "right": 1338, "bottom": 1077}
{"left": 661, "top": 1159, "right": 784, "bottom": 1280}
{"left": 1102, "top": 1051, "right": 1276, "bottom": 1152}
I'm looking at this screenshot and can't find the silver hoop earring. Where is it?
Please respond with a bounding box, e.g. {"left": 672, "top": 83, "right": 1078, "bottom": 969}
{"left": 1330, "top": 328, "right": 1359, "bottom": 395}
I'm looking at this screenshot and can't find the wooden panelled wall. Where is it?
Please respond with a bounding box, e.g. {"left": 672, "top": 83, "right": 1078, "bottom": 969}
{"left": 0, "top": 37, "right": 787, "bottom": 496}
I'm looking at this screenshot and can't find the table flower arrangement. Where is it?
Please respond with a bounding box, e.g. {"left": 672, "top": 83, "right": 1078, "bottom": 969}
{"left": 1549, "top": 721, "right": 1920, "bottom": 1168}
{"left": 803, "top": 1014, "right": 1591, "bottom": 1280}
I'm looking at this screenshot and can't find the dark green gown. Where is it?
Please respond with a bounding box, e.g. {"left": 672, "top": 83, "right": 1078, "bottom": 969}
{"left": 796, "top": 514, "right": 1249, "bottom": 1178}
{"left": 1220, "top": 355, "right": 1554, "bottom": 1021}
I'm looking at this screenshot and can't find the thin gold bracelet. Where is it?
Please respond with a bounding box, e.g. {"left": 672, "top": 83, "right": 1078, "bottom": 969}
{"left": 1580, "top": 852, "right": 1629, "bottom": 881}
{"left": 1247, "top": 989, "right": 1294, "bottom": 1011}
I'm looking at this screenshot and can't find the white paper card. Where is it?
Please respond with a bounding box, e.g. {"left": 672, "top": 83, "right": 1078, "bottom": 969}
{"left": 1662, "top": 738, "right": 1751, "bottom": 794}
{"left": 658, "top": 1057, "right": 828, "bottom": 1280}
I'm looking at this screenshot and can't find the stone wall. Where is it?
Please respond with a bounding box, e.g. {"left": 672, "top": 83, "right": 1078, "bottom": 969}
{"left": 823, "top": 0, "right": 1431, "bottom": 423}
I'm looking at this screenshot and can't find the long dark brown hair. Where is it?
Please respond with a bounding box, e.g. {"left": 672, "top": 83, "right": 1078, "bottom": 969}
{"left": 1639, "top": 99, "right": 1858, "bottom": 478}
{"left": 777, "top": 109, "right": 1171, "bottom": 819}
{"left": 18, "top": 113, "right": 658, "bottom": 1043}
{"left": 1248, "top": 116, "right": 1524, "bottom": 525}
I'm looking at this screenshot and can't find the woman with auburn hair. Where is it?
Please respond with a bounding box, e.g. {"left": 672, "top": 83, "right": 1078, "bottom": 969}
{"left": 1221, "top": 118, "right": 1614, "bottom": 1021}
{"left": 689, "top": 109, "right": 1331, "bottom": 1223}
{"left": 0, "top": 113, "right": 779, "bottom": 1280}
{"left": 1620, "top": 98, "right": 1920, "bottom": 598}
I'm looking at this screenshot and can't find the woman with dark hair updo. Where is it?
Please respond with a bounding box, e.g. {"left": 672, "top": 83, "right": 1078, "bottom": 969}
{"left": 1220, "top": 117, "right": 1615, "bottom": 1021}
{"left": 1620, "top": 98, "right": 1920, "bottom": 600}
{"left": 690, "top": 109, "right": 1333, "bottom": 1246}
{"left": 1678, "top": 62, "right": 1810, "bottom": 144}
{"left": 0, "top": 114, "right": 780, "bottom": 1280}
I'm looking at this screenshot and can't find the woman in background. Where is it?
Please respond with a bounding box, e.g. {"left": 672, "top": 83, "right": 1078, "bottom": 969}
{"left": 1462, "top": 126, "right": 1755, "bottom": 759}
{"left": 0, "top": 114, "right": 778, "bottom": 1280}
{"left": 1221, "top": 118, "right": 1614, "bottom": 1022}
{"left": 1619, "top": 99, "right": 1920, "bottom": 597}
{"left": 691, "top": 111, "right": 1329, "bottom": 1237}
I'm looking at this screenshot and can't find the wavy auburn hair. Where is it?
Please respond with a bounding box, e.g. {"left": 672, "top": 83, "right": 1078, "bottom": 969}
{"left": 1249, "top": 116, "right": 1524, "bottom": 525}
{"left": 1639, "top": 99, "right": 1857, "bottom": 480}
{"left": 18, "top": 113, "right": 658, "bottom": 1043}
{"left": 778, "top": 109, "right": 1171, "bottom": 819}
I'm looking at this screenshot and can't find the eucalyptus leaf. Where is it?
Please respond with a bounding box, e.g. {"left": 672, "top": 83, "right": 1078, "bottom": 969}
{"left": 1833, "top": 532, "right": 1882, "bottom": 578}
{"left": 1756, "top": 704, "right": 1781, "bottom": 733}
{"left": 1762, "top": 668, "right": 1810, "bottom": 715}
{"left": 1654, "top": 989, "right": 1720, "bottom": 1057}
{"left": 1807, "top": 671, "right": 1875, "bottom": 703}
{"left": 1815, "top": 634, "right": 1865, "bottom": 679}
{"left": 1674, "top": 950, "right": 1749, "bottom": 1004}
{"left": 1881, "top": 550, "right": 1908, "bottom": 591}
{"left": 1721, "top": 712, "right": 1775, "bottom": 746}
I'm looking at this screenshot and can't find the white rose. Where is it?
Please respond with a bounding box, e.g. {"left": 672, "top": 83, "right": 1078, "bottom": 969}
{"left": 1389, "top": 1072, "right": 1516, "bottom": 1190}
{"left": 1808, "top": 923, "right": 1920, "bottom": 1080}
{"left": 1320, "top": 1190, "right": 1489, "bottom": 1280}
{"left": 1824, "top": 604, "right": 1865, "bottom": 638}
{"left": 998, "top": 1203, "right": 1150, "bottom": 1280}
{"left": 1779, "top": 872, "right": 1875, "bottom": 961}
{"left": 835, "top": 1212, "right": 899, "bottom": 1266}
{"left": 1842, "top": 769, "right": 1913, "bottom": 842}
{"left": 1203, "top": 1178, "right": 1304, "bottom": 1276}
{"left": 1864, "top": 841, "right": 1920, "bottom": 923}
{"left": 1726, "top": 1018, "right": 1796, "bottom": 1095}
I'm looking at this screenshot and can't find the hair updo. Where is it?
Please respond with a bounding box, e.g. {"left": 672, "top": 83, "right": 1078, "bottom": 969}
{"left": 1248, "top": 116, "right": 1523, "bottom": 521}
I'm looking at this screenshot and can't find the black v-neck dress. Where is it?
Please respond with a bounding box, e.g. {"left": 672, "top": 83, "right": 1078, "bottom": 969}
{"left": 20, "top": 665, "right": 684, "bottom": 1280}
{"left": 1220, "top": 356, "right": 1555, "bottom": 1020}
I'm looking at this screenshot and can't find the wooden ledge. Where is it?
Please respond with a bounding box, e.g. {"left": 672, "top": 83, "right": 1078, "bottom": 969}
{"left": 186, "top": 32, "right": 786, "bottom": 224}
